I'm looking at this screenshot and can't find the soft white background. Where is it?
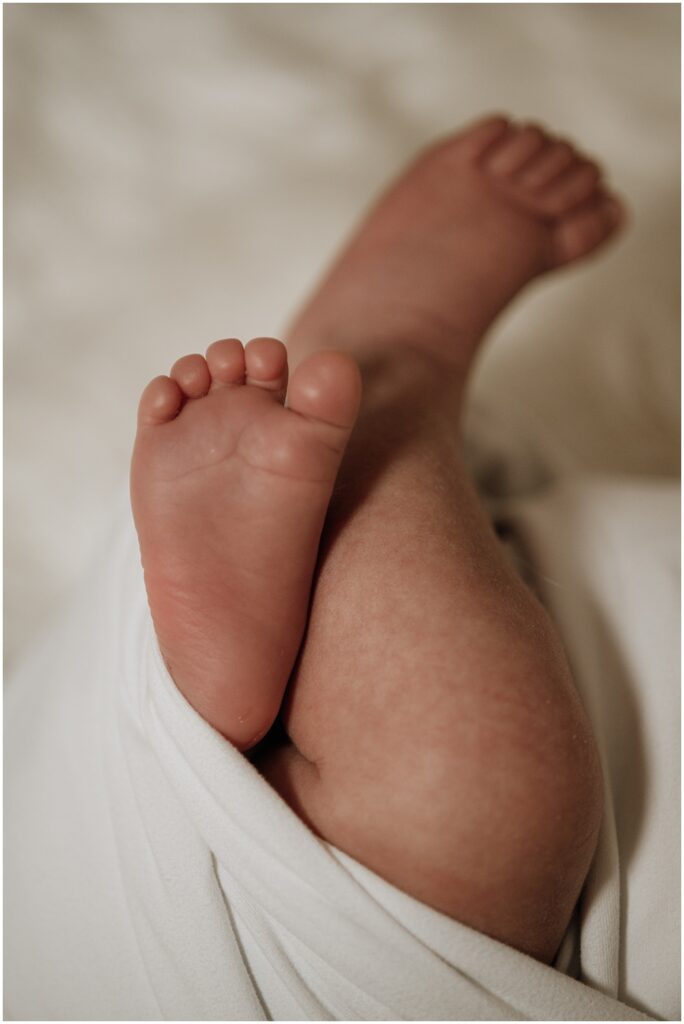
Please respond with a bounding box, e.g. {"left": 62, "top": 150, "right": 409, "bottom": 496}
{"left": 6, "top": 3, "right": 680, "bottom": 668}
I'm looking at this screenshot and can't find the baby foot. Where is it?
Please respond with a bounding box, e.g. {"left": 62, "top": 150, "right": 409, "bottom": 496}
{"left": 130, "top": 338, "right": 361, "bottom": 749}
{"left": 288, "top": 114, "right": 626, "bottom": 369}
{"left": 475, "top": 117, "right": 624, "bottom": 266}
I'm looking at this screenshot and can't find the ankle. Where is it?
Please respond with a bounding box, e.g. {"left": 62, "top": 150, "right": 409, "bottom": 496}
{"left": 317, "top": 349, "right": 461, "bottom": 453}
{"left": 290, "top": 336, "right": 471, "bottom": 419}
{"left": 289, "top": 312, "right": 481, "bottom": 380}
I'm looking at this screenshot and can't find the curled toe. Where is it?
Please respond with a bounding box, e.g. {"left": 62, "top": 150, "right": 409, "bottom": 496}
{"left": 138, "top": 376, "right": 184, "bottom": 426}
{"left": 170, "top": 354, "right": 212, "bottom": 399}
{"left": 553, "top": 193, "right": 624, "bottom": 264}
{"left": 206, "top": 338, "right": 246, "bottom": 387}
{"left": 485, "top": 124, "right": 548, "bottom": 178}
{"left": 245, "top": 337, "right": 289, "bottom": 395}
{"left": 539, "top": 160, "right": 602, "bottom": 216}
{"left": 456, "top": 113, "right": 511, "bottom": 161}
{"left": 517, "top": 140, "right": 576, "bottom": 190}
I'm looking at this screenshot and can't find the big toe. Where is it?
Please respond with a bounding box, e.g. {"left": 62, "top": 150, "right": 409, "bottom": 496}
{"left": 287, "top": 351, "right": 362, "bottom": 436}
{"left": 553, "top": 193, "right": 626, "bottom": 265}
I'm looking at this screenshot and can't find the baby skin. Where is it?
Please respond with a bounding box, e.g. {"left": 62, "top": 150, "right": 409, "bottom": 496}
{"left": 131, "top": 116, "right": 624, "bottom": 963}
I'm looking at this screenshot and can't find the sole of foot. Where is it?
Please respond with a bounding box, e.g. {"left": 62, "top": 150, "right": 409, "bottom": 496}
{"left": 131, "top": 337, "right": 361, "bottom": 750}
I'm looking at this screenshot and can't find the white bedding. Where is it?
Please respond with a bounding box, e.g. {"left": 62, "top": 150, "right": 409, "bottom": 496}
{"left": 4, "top": 479, "right": 676, "bottom": 1019}
{"left": 5, "top": 4, "right": 680, "bottom": 1021}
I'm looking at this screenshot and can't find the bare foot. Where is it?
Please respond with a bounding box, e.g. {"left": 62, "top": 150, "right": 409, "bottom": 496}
{"left": 288, "top": 114, "right": 625, "bottom": 370}
{"left": 130, "top": 337, "right": 361, "bottom": 749}
{"left": 256, "top": 116, "right": 624, "bottom": 961}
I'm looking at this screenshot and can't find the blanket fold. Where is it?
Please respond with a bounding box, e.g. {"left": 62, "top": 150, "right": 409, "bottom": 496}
{"left": 5, "top": 484, "right": 676, "bottom": 1019}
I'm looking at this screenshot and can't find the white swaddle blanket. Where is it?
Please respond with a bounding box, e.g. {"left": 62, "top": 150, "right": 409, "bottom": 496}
{"left": 5, "top": 463, "right": 678, "bottom": 1020}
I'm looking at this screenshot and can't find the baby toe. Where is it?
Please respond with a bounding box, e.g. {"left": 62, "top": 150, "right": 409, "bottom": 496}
{"left": 170, "top": 353, "right": 212, "bottom": 399}
{"left": 245, "top": 337, "right": 289, "bottom": 398}
{"left": 456, "top": 113, "right": 511, "bottom": 161}
{"left": 138, "top": 375, "right": 184, "bottom": 427}
{"left": 206, "top": 338, "right": 246, "bottom": 387}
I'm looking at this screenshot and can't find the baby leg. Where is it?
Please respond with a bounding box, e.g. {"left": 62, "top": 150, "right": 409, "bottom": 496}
{"left": 257, "top": 115, "right": 622, "bottom": 962}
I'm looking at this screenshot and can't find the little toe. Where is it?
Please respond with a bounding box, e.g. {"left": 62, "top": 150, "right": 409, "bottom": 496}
{"left": 538, "top": 159, "right": 602, "bottom": 216}
{"left": 206, "top": 338, "right": 246, "bottom": 387}
{"left": 287, "top": 350, "right": 362, "bottom": 438}
{"left": 484, "top": 124, "right": 548, "bottom": 178}
{"left": 517, "top": 140, "right": 577, "bottom": 191}
{"left": 457, "top": 113, "right": 511, "bottom": 161}
{"left": 245, "top": 337, "right": 289, "bottom": 398}
{"left": 138, "top": 375, "right": 184, "bottom": 427}
{"left": 170, "top": 354, "right": 212, "bottom": 399}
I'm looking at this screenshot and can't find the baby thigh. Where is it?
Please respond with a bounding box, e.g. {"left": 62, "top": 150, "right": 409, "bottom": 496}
{"left": 257, "top": 441, "right": 602, "bottom": 964}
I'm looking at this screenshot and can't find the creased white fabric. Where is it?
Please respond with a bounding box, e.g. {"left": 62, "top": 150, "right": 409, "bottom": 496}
{"left": 5, "top": 480, "right": 675, "bottom": 1020}
{"left": 497, "top": 476, "right": 680, "bottom": 1021}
